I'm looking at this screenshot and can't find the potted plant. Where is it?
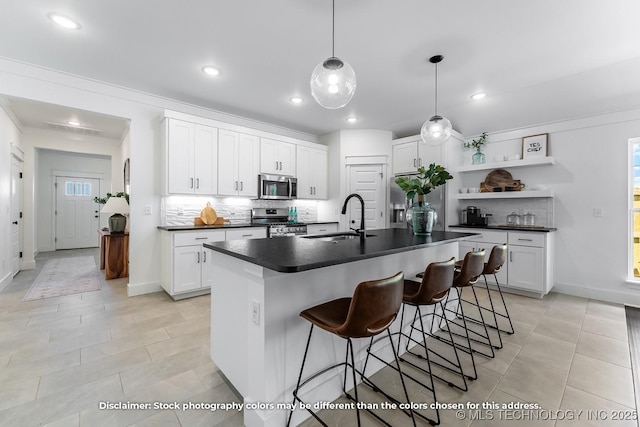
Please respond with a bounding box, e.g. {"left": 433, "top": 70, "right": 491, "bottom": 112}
{"left": 463, "top": 131, "right": 488, "bottom": 165}
{"left": 395, "top": 163, "right": 453, "bottom": 235}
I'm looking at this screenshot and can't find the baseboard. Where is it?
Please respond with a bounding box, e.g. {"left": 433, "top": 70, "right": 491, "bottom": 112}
{"left": 0, "top": 272, "right": 11, "bottom": 293}
{"left": 127, "top": 280, "right": 162, "bottom": 297}
{"left": 553, "top": 282, "right": 640, "bottom": 306}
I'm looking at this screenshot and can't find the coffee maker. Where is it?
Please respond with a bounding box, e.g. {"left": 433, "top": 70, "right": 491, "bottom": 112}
{"left": 463, "top": 206, "right": 488, "bottom": 226}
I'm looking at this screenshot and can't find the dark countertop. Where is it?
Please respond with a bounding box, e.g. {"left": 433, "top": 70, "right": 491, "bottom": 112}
{"left": 204, "top": 228, "right": 478, "bottom": 273}
{"left": 449, "top": 224, "right": 557, "bottom": 232}
{"left": 157, "top": 221, "right": 338, "bottom": 231}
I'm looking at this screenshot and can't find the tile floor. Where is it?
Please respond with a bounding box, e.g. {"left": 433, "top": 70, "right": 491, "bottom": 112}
{"left": 0, "top": 248, "right": 637, "bottom": 426}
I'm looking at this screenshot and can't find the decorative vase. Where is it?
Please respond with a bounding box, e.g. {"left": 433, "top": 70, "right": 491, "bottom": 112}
{"left": 472, "top": 147, "right": 486, "bottom": 165}
{"left": 408, "top": 195, "right": 437, "bottom": 235}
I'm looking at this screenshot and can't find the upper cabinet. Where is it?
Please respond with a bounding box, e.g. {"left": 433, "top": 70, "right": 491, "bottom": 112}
{"left": 218, "top": 130, "right": 259, "bottom": 197}
{"left": 297, "top": 145, "right": 327, "bottom": 199}
{"left": 260, "top": 138, "right": 296, "bottom": 176}
{"left": 392, "top": 138, "right": 445, "bottom": 175}
{"left": 163, "top": 118, "right": 218, "bottom": 195}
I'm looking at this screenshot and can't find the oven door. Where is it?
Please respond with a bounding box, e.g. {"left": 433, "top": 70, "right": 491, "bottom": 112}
{"left": 259, "top": 174, "right": 295, "bottom": 200}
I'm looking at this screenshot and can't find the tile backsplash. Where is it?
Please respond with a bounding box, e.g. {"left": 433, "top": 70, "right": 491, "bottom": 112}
{"left": 456, "top": 198, "right": 554, "bottom": 227}
{"left": 161, "top": 196, "right": 319, "bottom": 225}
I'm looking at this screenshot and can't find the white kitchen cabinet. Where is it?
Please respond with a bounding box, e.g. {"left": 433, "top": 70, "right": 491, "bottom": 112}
{"left": 218, "top": 129, "right": 260, "bottom": 197}
{"left": 306, "top": 223, "right": 338, "bottom": 235}
{"left": 454, "top": 228, "right": 554, "bottom": 297}
{"left": 161, "top": 230, "right": 225, "bottom": 299}
{"left": 225, "top": 227, "right": 267, "bottom": 241}
{"left": 164, "top": 118, "right": 218, "bottom": 195}
{"left": 296, "top": 145, "right": 327, "bottom": 199}
{"left": 260, "top": 138, "right": 296, "bottom": 176}
{"left": 392, "top": 138, "right": 445, "bottom": 175}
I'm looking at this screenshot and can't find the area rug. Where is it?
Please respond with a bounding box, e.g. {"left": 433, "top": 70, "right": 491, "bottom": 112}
{"left": 22, "top": 256, "right": 101, "bottom": 301}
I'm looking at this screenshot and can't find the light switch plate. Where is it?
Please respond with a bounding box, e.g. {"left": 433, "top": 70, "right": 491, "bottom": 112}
{"left": 144, "top": 205, "right": 152, "bottom": 215}
{"left": 251, "top": 300, "right": 260, "bottom": 326}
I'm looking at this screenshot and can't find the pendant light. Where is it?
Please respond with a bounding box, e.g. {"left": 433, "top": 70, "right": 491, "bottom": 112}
{"left": 310, "top": 0, "right": 356, "bottom": 109}
{"left": 420, "top": 55, "right": 452, "bottom": 145}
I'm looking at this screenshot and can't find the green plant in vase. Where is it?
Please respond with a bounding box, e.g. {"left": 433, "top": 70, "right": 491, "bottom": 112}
{"left": 463, "top": 131, "right": 488, "bottom": 165}
{"left": 395, "top": 163, "right": 453, "bottom": 235}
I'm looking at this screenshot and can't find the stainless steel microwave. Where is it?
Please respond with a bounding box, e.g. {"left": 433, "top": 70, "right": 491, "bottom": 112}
{"left": 258, "top": 174, "right": 297, "bottom": 200}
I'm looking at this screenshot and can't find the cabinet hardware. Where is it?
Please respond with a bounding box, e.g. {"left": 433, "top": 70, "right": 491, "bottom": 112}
{"left": 275, "top": 161, "right": 279, "bottom": 170}
{"left": 242, "top": 234, "right": 252, "bottom": 237}
{"left": 203, "top": 251, "right": 207, "bottom": 262}
{"left": 418, "top": 158, "right": 422, "bottom": 167}
{"left": 240, "top": 181, "right": 243, "bottom": 191}
{"left": 12, "top": 221, "right": 18, "bottom": 224}
{"left": 280, "top": 161, "right": 282, "bottom": 170}
{"left": 195, "top": 237, "right": 208, "bottom": 240}
{"left": 190, "top": 178, "right": 194, "bottom": 188}
{"left": 517, "top": 238, "right": 533, "bottom": 242}
{"left": 235, "top": 181, "right": 238, "bottom": 190}
{"left": 196, "top": 178, "right": 200, "bottom": 189}
{"left": 510, "top": 251, "right": 513, "bottom": 262}
{"left": 413, "top": 158, "right": 417, "bottom": 167}
{"left": 197, "top": 252, "right": 201, "bottom": 263}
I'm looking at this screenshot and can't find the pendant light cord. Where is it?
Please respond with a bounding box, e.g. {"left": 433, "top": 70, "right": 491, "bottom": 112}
{"left": 331, "top": 0, "right": 335, "bottom": 57}
{"left": 434, "top": 61, "right": 438, "bottom": 116}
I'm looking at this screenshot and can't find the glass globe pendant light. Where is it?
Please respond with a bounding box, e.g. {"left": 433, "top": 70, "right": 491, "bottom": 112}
{"left": 421, "top": 55, "right": 452, "bottom": 145}
{"left": 310, "top": 0, "right": 356, "bottom": 109}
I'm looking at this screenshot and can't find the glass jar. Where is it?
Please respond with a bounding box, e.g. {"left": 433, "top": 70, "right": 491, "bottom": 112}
{"left": 523, "top": 212, "right": 536, "bottom": 226}
{"left": 408, "top": 195, "right": 437, "bottom": 235}
{"left": 472, "top": 147, "right": 486, "bottom": 165}
{"left": 506, "top": 212, "right": 521, "bottom": 226}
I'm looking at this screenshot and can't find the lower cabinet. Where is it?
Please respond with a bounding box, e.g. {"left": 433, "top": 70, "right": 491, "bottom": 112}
{"left": 161, "top": 227, "right": 267, "bottom": 299}
{"left": 455, "top": 228, "right": 554, "bottom": 296}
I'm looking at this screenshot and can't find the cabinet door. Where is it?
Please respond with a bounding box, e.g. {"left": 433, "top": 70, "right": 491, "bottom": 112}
{"left": 310, "top": 148, "right": 327, "bottom": 199}
{"left": 508, "top": 245, "right": 544, "bottom": 292}
{"left": 260, "top": 138, "right": 279, "bottom": 174}
{"left": 392, "top": 141, "right": 418, "bottom": 175}
{"left": 278, "top": 141, "right": 296, "bottom": 176}
{"left": 296, "top": 145, "right": 313, "bottom": 199}
{"left": 167, "top": 119, "right": 195, "bottom": 194}
{"left": 237, "top": 133, "right": 259, "bottom": 197}
{"left": 173, "top": 245, "right": 202, "bottom": 293}
{"left": 218, "top": 130, "right": 239, "bottom": 196}
{"left": 226, "top": 228, "right": 267, "bottom": 240}
{"left": 201, "top": 248, "right": 214, "bottom": 289}
{"left": 458, "top": 241, "right": 477, "bottom": 261}
{"left": 418, "top": 139, "right": 444, "bottom": 168}
{"left": 194, "top": 125, "right": 218, "bottom": 194}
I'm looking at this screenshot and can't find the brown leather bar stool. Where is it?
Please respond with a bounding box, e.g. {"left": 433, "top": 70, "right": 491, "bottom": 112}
{"left": 436, "top": 249, "right": 494, "bottom": 380}
{"left": 287, "top": 272, "right": 415, "bottom": 427}
{"left": 367, "top": 257, "right": 461, "bottom": 426}
{"left": 480, "top": 244, "right": 513, "bottom": 347}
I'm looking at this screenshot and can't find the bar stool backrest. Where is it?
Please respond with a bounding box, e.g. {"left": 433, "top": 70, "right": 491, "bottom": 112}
{"left": 337, "top": 271, "right": 404, "bottom": 338}
{"left": 453, "top": 250, "right": 486, "bottom": 288}
{"left": 406, "top": 257, "right": 455, "bottom": 306}
{"left": 483, "top": 244, "right": 507, "bottom": 275}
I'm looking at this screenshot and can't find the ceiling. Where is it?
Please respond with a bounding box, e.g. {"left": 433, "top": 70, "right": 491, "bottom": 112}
{"left": 2, "top": 0, "right": 640, "bottom": 139}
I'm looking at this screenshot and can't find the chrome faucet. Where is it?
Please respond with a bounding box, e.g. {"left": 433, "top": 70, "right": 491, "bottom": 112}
{"left": 341, "top": 193, "right": 366, "bottom": 240}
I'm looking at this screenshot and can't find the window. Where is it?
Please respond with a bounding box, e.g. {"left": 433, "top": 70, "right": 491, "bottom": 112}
{"left": 630, "top": 139, "right": 640, "bottom": 278}
{"left": 64, "top": 180, "right": 92, "bottom": 197}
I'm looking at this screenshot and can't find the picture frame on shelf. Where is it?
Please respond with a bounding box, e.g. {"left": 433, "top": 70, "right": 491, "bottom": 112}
{"left": 522, "top": 133, "right": 548, "bottom": 159}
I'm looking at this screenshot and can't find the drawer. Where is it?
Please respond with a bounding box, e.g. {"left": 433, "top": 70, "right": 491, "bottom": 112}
{"left": 173, "top": 230, "right": 226, "bottom": 247}
{"left": 307, "top": 223, "right": 338, "bottom": 235}
{"left": 508, "top": 231, "right": 545, "bottom": 247}
{"left": 226, "top": 227, "right": 267, "bottom": 241}
{"left": 469, "top": 230, "right": 507, "bottom": 244}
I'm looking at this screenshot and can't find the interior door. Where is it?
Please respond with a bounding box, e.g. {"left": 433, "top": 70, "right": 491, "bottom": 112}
{"left": 347, "top": 164, "right": 385, "bottom": 231}
{"left": 10, "top": 156, "right": 23, "bottom": 276}
{"left": 55, "top": 176, "right": 100, "bottom": 249}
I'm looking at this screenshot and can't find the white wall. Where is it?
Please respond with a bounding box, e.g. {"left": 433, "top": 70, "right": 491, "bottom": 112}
{"left": 0, "top": 106, "right": 22, "bottom": 289}
{"left": 448, "top": 109, "right": 640, "bottom": 306}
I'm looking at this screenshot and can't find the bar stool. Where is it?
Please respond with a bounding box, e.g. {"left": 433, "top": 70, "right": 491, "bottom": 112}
{"left": 480, "top": 244, "right": 513, "bottom": 347}
{"left": 436, "top": 249, "right": 493, "bottom": 380}
{"left": 287, "top": 271, "right": 415, "bottom": 427}
{"left": 367, "top": 257, "right": 460, "bottom": 426}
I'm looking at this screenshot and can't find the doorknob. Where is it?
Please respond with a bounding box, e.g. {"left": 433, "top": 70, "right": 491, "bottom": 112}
{"left": 94, "top": 216, "right": 99, "bottom": 218}
{"left": 351, "top": 220, "right": 355, "bottom": 224}
{"left": 12, "top": 221, "right": 18, "bottom": 225}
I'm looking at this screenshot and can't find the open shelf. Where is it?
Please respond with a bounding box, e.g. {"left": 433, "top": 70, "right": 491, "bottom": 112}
{"left": 455, "top": 156, "right": 555, "bottom": 173}
{"left": 456, "top": 189, "right": 554, "bottom": 200}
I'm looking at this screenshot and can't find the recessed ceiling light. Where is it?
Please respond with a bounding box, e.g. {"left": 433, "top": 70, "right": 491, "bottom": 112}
{"left": 289, "top": 97, "right": 303, "bottom": 104}
{"left": 346, "top": 116, "right": 358, "bottom": 123}
{"left": 48, "top": 13, "right": 81, "bottom": 30}
{"left": 202, "top": 66, "right": 220, "bottom": 77}
{"left": 67, "top": 120, "right": 81, "bottom": 126}
{"left": 471, "top": 92, "right": 487, "bottom": 100}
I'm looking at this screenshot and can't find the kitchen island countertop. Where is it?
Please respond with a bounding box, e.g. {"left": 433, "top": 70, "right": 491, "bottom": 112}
{"left": 449, "top": 224, "right": 557, "bottom": 232}
{"left": 204, "top": 228, "right": 477, "bottom": 273}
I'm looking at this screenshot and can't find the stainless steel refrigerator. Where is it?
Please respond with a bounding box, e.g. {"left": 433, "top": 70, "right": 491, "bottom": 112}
{"left": 390, "top": 175, "right": 445, "bottom": 231}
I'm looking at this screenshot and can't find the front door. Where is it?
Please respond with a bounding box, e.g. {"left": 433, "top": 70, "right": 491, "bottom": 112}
{"left": 347, "top": 164, "right": 386, "bottom": 231}
{"left": 55, "top": 176, "right": 100, "bottom": 249}
{"left": 10, "top": 156, "right": 23, "bottom": 276}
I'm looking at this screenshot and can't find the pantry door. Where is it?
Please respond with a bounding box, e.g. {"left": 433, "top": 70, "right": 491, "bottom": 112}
{"left": 346, "top": 164, "right": 386, "bottom": 231}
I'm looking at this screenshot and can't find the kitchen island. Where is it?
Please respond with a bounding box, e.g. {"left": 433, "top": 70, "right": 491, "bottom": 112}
{"left": 204, "top": 228, "right": 476, "bottom": 427}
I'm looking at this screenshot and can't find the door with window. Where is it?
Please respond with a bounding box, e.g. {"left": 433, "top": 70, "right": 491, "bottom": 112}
{"left": 346, "top": 164, "right": 386, "bottom": 231}
{"left": 55, "top": 177, "right": 100, "bottom": 249}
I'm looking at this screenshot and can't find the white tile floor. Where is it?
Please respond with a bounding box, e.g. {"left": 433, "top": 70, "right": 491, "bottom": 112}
{"left": 0, "top": 249, "right": 636, "bottom": 426}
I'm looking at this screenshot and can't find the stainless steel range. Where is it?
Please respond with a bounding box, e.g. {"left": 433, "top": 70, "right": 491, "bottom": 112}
{"left": 251, "top": 208, "right": 307, "bottom": 237}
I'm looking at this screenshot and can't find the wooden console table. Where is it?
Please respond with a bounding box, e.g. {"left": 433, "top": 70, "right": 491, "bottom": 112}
{"left": 98, "top": 229, "right": 129, "bottom": 280}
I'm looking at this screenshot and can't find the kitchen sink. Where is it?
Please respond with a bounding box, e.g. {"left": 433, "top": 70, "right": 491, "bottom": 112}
{"left": 302, "top": 232, "right": 377, "bottom": 242}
